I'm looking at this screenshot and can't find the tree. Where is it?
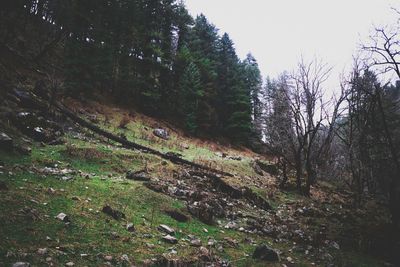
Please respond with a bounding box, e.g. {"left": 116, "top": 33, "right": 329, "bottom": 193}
{"left": 264, "top": 58, "right": 346, "bottom": 195}
{"left": 243, "top": 53, "right": 264, "bottom": 142}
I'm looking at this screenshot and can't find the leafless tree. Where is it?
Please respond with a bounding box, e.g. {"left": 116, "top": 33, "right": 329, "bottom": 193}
{"left": 264, "top": 58, "right": 348, "bottom": 195}
{"left": 362, "top": 10, "right": 400, "bottom": 79}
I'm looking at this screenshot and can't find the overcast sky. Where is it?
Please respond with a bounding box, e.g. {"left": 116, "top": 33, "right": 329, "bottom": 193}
{"left": 184, "top": 0, "right": 399, "bottom": 89}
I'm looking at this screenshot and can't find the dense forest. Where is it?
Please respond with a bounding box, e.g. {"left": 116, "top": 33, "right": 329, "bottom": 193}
{"left": 1, "top": 0, "right": 264, "bottom": 144}
{"left": 1, "top": 0, "right": 400, "bottom": 266}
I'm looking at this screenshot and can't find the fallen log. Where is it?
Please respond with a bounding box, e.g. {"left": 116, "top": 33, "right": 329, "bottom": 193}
{"left": 54, "top": 102, "right": 233, "bottom": 177}
{"left": 6, "top": 87, "right": 233, "bottom": 177}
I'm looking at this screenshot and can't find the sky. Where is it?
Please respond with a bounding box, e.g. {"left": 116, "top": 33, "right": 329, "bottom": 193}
{"left": 184, "top": 0, "right": 400, "bottom": 89}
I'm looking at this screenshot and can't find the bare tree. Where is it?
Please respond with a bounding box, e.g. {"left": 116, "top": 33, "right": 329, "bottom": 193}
{"left": 264, "top": 58, "right": 347, "bottom": 195}
{"left": 362, "top": 12, "right": 400, "bottom": 79}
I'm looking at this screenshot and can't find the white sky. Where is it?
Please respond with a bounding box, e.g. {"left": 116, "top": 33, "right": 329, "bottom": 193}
{"left": 184, "top": 0, "right": 400, "bottom": 89}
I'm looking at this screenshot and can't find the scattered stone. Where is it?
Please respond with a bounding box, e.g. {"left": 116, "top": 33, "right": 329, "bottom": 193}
{"left": 153, "top": 128, "right": 169, "bottom": 140}
{"left": 330, "top": 241, "right": 340, "bottom": 250}
{"left": 37, "top": 248, "right": 48, "bottom": 255}
{"left": 207, "top": 238, "right": 216, "bottom": 246}
{"left": 65, "top": 262, "right": 74, "bottom": 266}
{"left": 126, "top": 169, "right": 151, "bottom": 181}
{"left": 158, "top": 224, "right": 175, "bottom": 235}
{"left": 252, "top": 244, "right": 280, "bottom": 262}
{"left": 162, "top": 234, "right": 178, "bottom": 244}
{"left": 46, "top": 257, "right": 52, "bottom": 262}
{"left": 102, "top": 205, "right": 126, "bottom": 220}
{"left": 224, "top": 221, "right": 239, "bottom": 230}
{"left": 190, "top": 238, "right": 202, "bottom": 247}
{"left": 104, "top": 255, "right": 113, "bottom": 261}
{"left": 12, "top": 262, "right": 30, "bottom": 267}
{"left": 287, "top": 256, "right": 294, "bottom": 263}
{"left": 126, "top": 223, "right": 135, "bottom": 232}
{"left": 47, "top": 187, "right": 56, "bottom": 194}
{"left": 55, "top": 213, "right": 70, "bottom": 223}
{"left": 121, "top": 254, "right": 130, "bottom": 262}
{"left": 198, "top": 246, "right": 210, "bottom": 260}
{"left": 164, "top": 209, "right": 189, "bottom": 222}
{"left": 227, "top": 155, "right": 242, "bottom": 161}
{"left": 223, "top": 237, "right": 239, "bottom": 248}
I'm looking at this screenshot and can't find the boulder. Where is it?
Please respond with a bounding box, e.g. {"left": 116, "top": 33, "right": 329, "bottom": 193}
{"left": 153, "top": 128, "right": 169, "bottom": 140}
{"left": 102, "top": 205, "right": 126, "bottom": 220}
{"left": 55, "top": 213, "right": 70, "bottom": 223}
{"left": 126, "top": 170, "right": 151, "bottom": 181}
{"left": 126, "top": 223, "right": 135, "bottom": 232}
{"left": 252, "top": 244, "right": 280, "bottom": 261}
{"left": 12, "top": 262, "right": 30, "bottom": 267}
{"left": 158, "top": 224, "right": 175, "bottom": 235}
{"left": 162, "top": 234, "right": 178, "bottom": 244}
{"left": 187, "top": 202, "right": 215, "bottom": 225}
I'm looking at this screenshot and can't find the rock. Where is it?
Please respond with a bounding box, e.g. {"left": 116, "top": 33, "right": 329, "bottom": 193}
{"left": 223, "top": 237, "right": 239, "bottom": 248}
{"left": 153, "top": 128, "right": 169, "bottom": 140}
{"left": 187, "top": 201, "right": 215, "bottom": 225}
{"left": 224, "top": 221, "right": 239, "bottom": 230}
{"left": 227, "top": 155, "right": 242, "bottom": 161}
{"left": 65, "top": 262, "right": 74, "bottom": 266}
{"left": 104, "top": 255, "right": 113, "bottom": 261}
{"left": 144, "top": 181, "right": 166, "bottom": 193}
{"left": 182, "top": 144, "right": 190, "bottom": 149}
{"left": 252, "top": 244, "right": 280, "bottom": 261}
{"left": 55, "top": 213, "right": 70, "bottom": 223}
{"left": 164, "top": 209, "right": 189, "bottom": 222}
{"left": 126, "top": 170, "right": 151, "bottom": 181}
{"left": 198, "top": 246, "right": 210, "bottom": 260}
{"left": 330, "top": 241, "right": 340, "bottom": 250}
{"left": 126, "top": 223, "right": 135, "bottom": 232}
{"left": 190, "top": 238, "right": 202, "bottom": 247}
{"left": 121, "top": 254, "right": 130, "bottom": 262}
{"left": 12, "top": 262, "right": 30, "bottom": 267}
{"left": 0, "top": 132, "right": 13, "bottom": 150}
{"left": 162, "top": 234, "right": 178, "bottom": 244}
{"left": 102, "top": 205, "right": 126, "bottom": 220}
{"left": 158, "top": 224, "right": 175, "bottom": 235}
{"left": 0, "top": 181, "right": 8, "bottom": 191}
{"left": 37, "top": 248, "right": 48, "bottom": 255}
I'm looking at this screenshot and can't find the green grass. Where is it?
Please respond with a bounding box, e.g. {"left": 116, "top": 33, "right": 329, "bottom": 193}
{"left": 0, "top": 138, "right": 284, "bottom": 266}
{"left": 0, "top": 105, "right": 391, "bottom": 266}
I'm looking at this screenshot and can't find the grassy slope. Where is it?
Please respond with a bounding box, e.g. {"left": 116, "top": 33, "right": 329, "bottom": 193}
{"left": 0, "top": 99, "right": 387, "bottom": 267}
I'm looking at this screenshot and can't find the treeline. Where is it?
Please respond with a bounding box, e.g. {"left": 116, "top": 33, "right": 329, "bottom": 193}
{"left": 0, "top": 0, "right": 263, "bottom": 144}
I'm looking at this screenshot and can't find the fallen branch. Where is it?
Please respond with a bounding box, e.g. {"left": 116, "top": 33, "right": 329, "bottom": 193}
{"left": 54, "top": 102, "right": 233, "bottom": 177}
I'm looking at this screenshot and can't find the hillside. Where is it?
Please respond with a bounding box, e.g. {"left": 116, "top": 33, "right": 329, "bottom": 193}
{"left": 0, "top": 90, "right": 395, "bottom": 267}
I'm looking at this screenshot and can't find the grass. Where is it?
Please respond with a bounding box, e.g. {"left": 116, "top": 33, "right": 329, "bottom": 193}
{"left": 0, "top": 137, "right": 282, "bottom": 266}
{"left": 0, "top": 99, "right": 391, "bottom": 266}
